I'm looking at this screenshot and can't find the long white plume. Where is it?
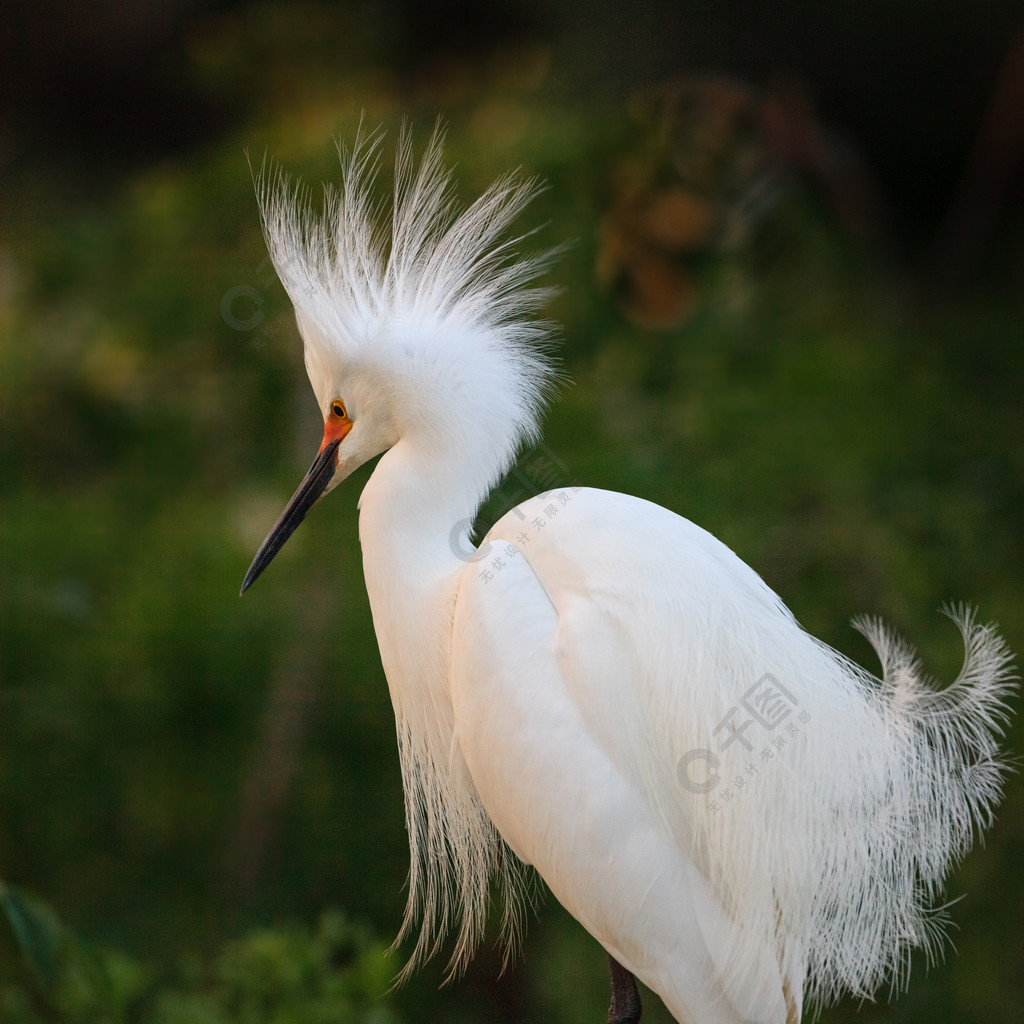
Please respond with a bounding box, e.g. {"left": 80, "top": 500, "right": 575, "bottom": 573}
{"left": 665, "top": 602, "right": 1017, "bottom": 1010}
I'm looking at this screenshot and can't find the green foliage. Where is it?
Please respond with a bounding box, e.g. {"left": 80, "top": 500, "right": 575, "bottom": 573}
{"left": 1, "top": 5, "right": 1022, "bottom": 1021}
{"left": 0, "top": 882, "right": 398, "bottom": 1024}
{"left": 1, "top": 882, "right": 66, "bottom": 994}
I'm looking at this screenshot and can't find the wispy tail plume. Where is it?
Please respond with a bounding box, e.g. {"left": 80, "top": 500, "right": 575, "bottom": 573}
{"left": 803, "top": 605, "right": 1017, "bottom": 1005}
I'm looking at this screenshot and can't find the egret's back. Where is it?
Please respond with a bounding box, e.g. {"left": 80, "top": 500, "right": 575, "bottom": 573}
{"left": 453, "top": 487, "right": 1014, "bottom": 1017}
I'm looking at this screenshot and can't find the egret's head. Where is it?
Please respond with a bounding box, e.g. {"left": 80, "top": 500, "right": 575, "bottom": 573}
{"left": 240, "top": 124, "right": 559, "bottom": 594}
{"left": 238, "top": 313, "right": 404, "bottom": 595}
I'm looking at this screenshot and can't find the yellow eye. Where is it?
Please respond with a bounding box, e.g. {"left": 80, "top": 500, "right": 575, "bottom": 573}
{"left": 330, "top": 399, "right": 348, "bottom": 419}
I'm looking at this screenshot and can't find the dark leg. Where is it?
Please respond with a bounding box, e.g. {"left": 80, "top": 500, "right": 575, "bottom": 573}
{"left": 607, "top": 954, "right": 642, "bottom": 1024}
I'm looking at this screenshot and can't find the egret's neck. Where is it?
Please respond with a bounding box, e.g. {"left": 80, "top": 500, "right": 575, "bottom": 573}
{"left": 356, "top": 438, "right": 490, "bottom": 704}
{"left": 357, "top": 435, "right": 518, "bottom": 973}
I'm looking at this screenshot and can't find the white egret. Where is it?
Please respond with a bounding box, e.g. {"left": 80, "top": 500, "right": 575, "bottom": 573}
{"left": 240, "top": 125, "right": 1016, "bottom": 1024}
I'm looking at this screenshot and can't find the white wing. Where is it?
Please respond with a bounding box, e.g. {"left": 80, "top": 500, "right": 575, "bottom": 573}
{"left": 451, "top": 488, "right": 800, "bottom": 1024}
{"left": 451, "top": 487, "right": 1013, "bottom": 1021}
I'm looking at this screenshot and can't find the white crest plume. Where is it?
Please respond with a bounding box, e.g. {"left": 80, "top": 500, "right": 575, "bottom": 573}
{"left": 256, "top": 123, "right": 560, "bottom": 506}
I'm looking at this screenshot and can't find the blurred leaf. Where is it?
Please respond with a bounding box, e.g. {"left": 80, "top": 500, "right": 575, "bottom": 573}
{"left": 0, "top": 880, "right": 63, "bottom": 994}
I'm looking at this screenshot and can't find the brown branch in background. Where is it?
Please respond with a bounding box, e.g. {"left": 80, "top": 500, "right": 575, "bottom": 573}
{"left": 926, "top": 22, "right": 1024, "bottom": 286}
{"left": 760, "top": 74, "right": 891, "bottom": 248}
{"left": 597, "top": 75, "right": 891, "bottom": 330}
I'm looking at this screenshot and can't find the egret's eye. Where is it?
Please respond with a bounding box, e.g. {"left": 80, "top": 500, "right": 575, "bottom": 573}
{"left": 331, "top": 400, "right": 348, "bottom": 419}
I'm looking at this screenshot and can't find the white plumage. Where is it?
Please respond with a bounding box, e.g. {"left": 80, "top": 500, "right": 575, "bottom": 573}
{"left": 241, "top": 125, "right": 1016, "bottom": 1024}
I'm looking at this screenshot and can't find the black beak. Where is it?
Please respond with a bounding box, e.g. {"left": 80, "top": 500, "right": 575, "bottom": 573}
{"left": 239, "top": 438, "right": 341, "bottom": 595}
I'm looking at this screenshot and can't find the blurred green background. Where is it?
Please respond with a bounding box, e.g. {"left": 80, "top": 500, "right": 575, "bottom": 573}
{"left": 2, "top": 2, "right": 1023, "bottom": 1022}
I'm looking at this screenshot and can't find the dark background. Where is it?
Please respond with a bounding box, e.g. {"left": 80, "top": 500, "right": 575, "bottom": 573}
{"left": 2, "top": 3, "right": 1023, "bottom": 1022}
